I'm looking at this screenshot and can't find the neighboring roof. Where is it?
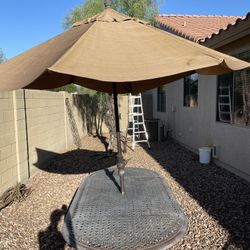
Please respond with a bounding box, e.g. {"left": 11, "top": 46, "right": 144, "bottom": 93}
{"left": 202, "top": 12, "right": 250, "bottom": 45}
{"left": 156, "top": 14, "right": 244, "bottom": 43}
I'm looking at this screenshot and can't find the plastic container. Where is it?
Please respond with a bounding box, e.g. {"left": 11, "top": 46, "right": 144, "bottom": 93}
{"left": 199, "top": 147, "right": 211, "bottom": 164}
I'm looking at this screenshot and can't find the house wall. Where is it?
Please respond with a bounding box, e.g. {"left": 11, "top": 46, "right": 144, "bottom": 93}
{"left": 146, "top": 37, "right": 250, "bottom": 181}
{"left": 0, "top": 90, "right": 128, "bottom": 195}
{"left": 147, "top": 74, "right": 250, "bottom": 181}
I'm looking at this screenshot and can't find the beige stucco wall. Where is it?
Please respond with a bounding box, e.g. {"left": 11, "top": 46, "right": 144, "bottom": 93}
{"left": 0, "top": 90, "right": 128, "bottom": 195}
{"left": 147, "top": 74, "right": 250, "bottom": 182}
{"left": 145, "top": 30, "right": 250, "bottom": 182}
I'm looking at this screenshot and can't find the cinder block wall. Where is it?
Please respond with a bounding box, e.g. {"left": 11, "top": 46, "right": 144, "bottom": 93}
{"left": 0, "top": 90, "right": 128, "bottom": 195}
{"left": 0, "top": 91, "right": 17, "bottom": 194}
{"left": 23, "top": 90, "right": 67, "bottom": 176}
{"left": 119, "top": 95, "right": 129, "bottom": 132}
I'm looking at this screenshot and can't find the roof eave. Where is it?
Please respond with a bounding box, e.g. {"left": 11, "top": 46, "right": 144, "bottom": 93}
{"left": 201, "top": 12, "right": 250, "bottom": 49}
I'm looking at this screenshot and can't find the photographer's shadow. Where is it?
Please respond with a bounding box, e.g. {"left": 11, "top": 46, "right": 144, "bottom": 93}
{"left": 38, "top": 205, "right": 68, "bottom": 250}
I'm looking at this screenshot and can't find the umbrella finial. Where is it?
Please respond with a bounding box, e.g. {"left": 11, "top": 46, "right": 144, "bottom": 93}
{"left": 104, "top": 0, "right": 112, "bottom": 8}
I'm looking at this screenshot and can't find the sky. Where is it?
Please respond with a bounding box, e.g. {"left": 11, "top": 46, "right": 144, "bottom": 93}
{"left": 0, "top": 0, "right": 249, "bottom": 59}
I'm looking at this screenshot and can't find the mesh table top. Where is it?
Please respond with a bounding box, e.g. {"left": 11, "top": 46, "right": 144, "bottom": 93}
{"left": 62, "top": 168, "right": 188, "bottom": 250}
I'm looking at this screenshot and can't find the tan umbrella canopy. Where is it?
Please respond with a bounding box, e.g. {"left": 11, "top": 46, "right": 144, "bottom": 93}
{"left": 0, "top": 5, "right": 249, "bottom": 93}
{"left": 0, "top": 1, "right": 249, "bottom": 194}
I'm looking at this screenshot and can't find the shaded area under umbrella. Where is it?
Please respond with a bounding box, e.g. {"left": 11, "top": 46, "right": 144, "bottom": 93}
{"left": 0, "top": 1, "right": 249, "bottom": 195}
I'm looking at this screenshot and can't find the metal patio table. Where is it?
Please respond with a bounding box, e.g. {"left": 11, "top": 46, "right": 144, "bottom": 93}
{"left": 62, "top": 168, "right": 188, "bottom": 250}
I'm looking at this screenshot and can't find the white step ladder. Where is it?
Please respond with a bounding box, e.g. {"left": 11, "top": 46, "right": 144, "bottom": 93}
{"left": 218, "top": 85, "right": 233, "bottom": 123}
{"left": 126, "top": 93, "right": 150, "bottom": 150}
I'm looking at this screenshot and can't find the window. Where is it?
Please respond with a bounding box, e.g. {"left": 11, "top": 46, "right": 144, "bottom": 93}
{"left": 184, "top": 73, "right": 198, "bottom": 107}
{"left": 157, "top": 86, "right": 166, "bottom": 112}
{"left": 217, "top": 50, "right": 250, "bottom": 126}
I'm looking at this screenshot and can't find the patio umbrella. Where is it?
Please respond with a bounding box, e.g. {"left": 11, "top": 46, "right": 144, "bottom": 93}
{"left": 0, "top": 1, "right": 249, "bottom": 194}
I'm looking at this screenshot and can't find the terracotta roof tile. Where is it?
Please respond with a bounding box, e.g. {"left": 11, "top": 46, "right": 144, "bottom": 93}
{"left": 156, "top": 14, "right": 244, "bottom": 42}
{"left": 202, "top": 12, "right": 250, "bottom": 43}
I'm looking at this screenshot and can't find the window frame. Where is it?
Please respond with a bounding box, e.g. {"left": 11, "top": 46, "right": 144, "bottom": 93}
{"left": 216, "top": 49, "right": 250, "bottom": 127}
{"left": 183, "top": 73, "right": 198, "bottom": 108}
{"left": 157, "top": 86, "right": 166, "bottom": 113}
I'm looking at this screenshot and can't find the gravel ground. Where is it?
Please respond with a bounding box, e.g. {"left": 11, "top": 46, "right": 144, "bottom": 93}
{"left": 0, "top": 135, "right": 249, "bottom": 250}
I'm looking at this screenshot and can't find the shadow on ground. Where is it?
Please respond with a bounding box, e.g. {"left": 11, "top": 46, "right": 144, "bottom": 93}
{"left": 34, "top": 138, "right": 250, "bottom": 249}
{"left": 38, "top": 205, "right": 68, "bottom": 250}
{"left": 142, "top": 140, "right": 250, "bottom": 249}
{"left": 35, "top": 147, "right": 119, "bottom": 249}
{"left": 34, "top": 148, "right": 116, "bottom": 174}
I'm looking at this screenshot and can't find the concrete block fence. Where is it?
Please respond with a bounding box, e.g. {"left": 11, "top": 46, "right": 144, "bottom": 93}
{"left": 0, "top": 89, "right": 128, "bottom": 195}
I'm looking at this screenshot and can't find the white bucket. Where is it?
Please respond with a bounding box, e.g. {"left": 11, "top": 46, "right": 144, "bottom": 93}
{"left": 199, "top": 147, "right": 211, "bottom": 164}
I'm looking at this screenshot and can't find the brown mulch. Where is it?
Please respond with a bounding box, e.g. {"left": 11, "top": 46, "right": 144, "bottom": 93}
{"left": 0, "top": 136, "right": 249, "bottom": 250}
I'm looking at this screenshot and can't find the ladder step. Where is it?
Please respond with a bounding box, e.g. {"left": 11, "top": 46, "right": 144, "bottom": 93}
{"left": 219, "top": 111, "right": 232, "bottom": 114}
{"left": 219, "top": 119, "right": 231, "bottom": 123}
{"left": 134, "top": 131, "right": 146, "bottom": 134}
{"left": 130, "top": 96, "right": 141, "bottom": 99}
{"left": 219, "top": 86, "right": 230, "bottom": 89}
{"left": 127, "top": 125, "right": 144, "bottom": 127}
{"left": 134, "top": 122, "right": 144, "bottom": 125}
{"left": 219, "top": 103, "right": 231, "bottom": 106}
{"left": 219, "top": 95, "right": 230, "bottom": 97}
{"left": 130, "top": 113, "right": 143, "bottom": 115}
{"left": 129, "top": 105, "right": 142, "bottom": 108}
{"left": 134, "top": 140, "right": 149, "bottom": 143}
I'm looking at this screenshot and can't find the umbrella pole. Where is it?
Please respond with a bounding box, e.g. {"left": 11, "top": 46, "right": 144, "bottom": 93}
{"left": 113, "top": 83, "right": 125, "bottom": 195}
